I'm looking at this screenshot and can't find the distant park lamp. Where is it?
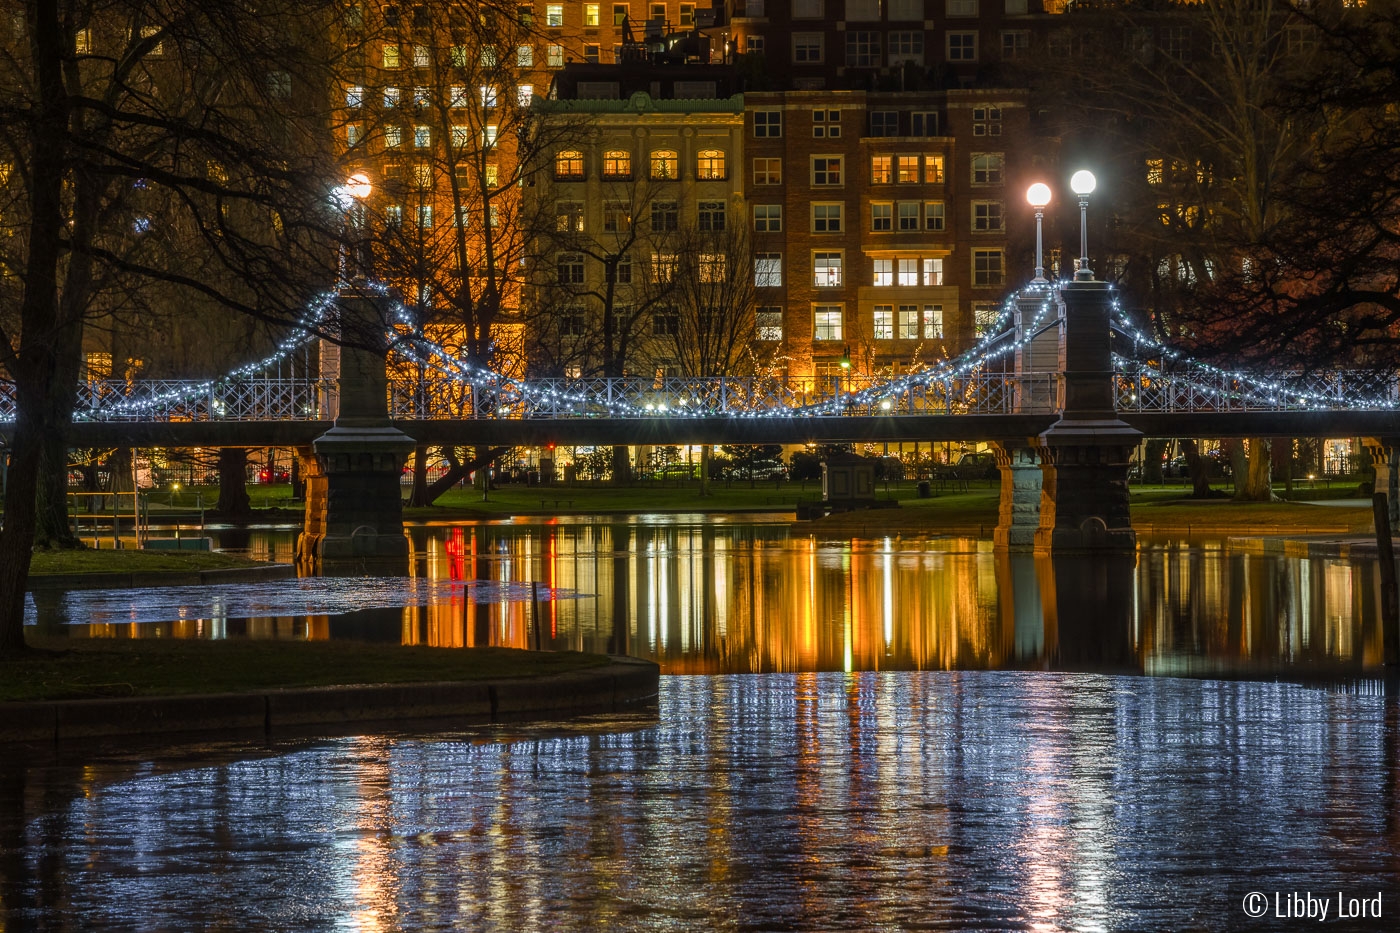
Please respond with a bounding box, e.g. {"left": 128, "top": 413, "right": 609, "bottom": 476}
{"left": 1070, "top": 169, "right": 1096, "bottom": 281}
{"left": 1026, "top": 183, "right": 1052, "bottom": 284}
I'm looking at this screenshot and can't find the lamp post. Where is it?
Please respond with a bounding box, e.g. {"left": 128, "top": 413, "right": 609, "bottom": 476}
{"left": 1026, "top": 182, "right": 1051, "bottom": 285}
{"left": 1070, "top": 169, "right": 1096, "bottom": 281}
{"left": 332, "top": 172, "right": 373, "bottom": 283}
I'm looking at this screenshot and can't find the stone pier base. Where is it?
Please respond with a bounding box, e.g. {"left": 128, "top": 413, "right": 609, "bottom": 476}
{"left": 992, "top": 443, "right": 1042, "bottom": 551}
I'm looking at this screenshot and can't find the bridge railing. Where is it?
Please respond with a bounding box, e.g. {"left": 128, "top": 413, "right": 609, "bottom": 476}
{"left": 59, "top": 378, "right": 333, "bottom": 422}
{"left": 1114, "top": 362, "right": 1400, "bottom": 412}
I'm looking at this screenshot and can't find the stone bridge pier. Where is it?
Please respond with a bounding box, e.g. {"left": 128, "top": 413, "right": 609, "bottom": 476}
{"left": 295, "top": 287, "right": 414, "bottom": 573}
{"left": 995, "top": 278, "right": 1141, "bottom": 553}
{"left": 1363, "top": 437, "right": 1400, "bottom": 524}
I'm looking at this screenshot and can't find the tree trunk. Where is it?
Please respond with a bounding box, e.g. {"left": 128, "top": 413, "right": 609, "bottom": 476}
{"left": 1144, "top": 438, "right": 1167, "bottom": 485}
{"left": 424, "top": 446, "right": 507, "bottom": 503}
{"left": 610, "top": 445, "right": 631, "bottom": 485}
{"left": 1180, "top": 438, "right": 1214, "bottom": 499}
{"left": 218, "top": 448, "right": 253, "bottom": 518}
{"left": 698, "top": 445, "right": 712, "bottom": 498}
{"left": 1235, "top": 438, "right": 1275, "bottom": 502}
{"left": 406, "top": 445, "right": 431, "bottom": 507}
{"left": 0, "top": 5, "right": 68, "bottom": 656}
{"left": 33, "top": 425, "right": 80, "bottom": 549}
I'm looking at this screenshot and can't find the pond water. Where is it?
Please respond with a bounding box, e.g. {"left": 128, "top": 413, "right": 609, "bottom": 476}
{"left": 26, "top": 519, "right": 1393, "bottom": 679}
{"left": 10, "top": 519, "right": 1400, "bottom": 930}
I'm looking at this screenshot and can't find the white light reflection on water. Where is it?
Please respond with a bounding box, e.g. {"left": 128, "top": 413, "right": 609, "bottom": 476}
{"left": 5, "top": 673, "right": 1397, "bottom": 931}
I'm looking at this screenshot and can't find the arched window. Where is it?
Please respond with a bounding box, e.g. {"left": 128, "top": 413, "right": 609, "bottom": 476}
{"left": 650, "top": 149, "right": 679, "bottom": 180}
{"left": 602, "top": 149, "right": 632, "bottom": 179}
{"left": 696, "top": 148, "right": 726, "bottom": 180}
{"left": 555, "top": 149, "right": 584, "bottom": 179}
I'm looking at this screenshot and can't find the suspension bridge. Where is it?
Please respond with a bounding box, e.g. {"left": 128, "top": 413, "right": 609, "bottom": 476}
{"left": 2, "top": 278, "right": 1397, "bottom": 564}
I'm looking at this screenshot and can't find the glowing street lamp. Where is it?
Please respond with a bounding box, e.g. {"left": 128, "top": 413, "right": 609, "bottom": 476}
{"left": 1070, "top": 169, "right": 1096, "bottom": 281}
{"left": 332, "top": 173, "right": 373, "bottom": 282}
{"left": 1026, "top": 182, "right": 1052, "bottom": 284}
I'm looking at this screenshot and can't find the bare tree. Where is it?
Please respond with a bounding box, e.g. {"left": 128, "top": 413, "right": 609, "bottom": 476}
{"left": 0, "top": 1, "right": 343, "bottom": 655}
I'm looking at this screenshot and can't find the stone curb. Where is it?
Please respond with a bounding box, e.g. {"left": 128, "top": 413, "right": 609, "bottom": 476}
{"left": 0, "top": 657, "right": 659, "bottom": 744}
{"left": 26, "top": 563, "right": 297, "bottom": 592}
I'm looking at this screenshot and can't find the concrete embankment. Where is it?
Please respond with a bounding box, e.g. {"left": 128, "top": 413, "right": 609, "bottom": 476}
{"left": 1, "top": 657, "right": 659, "bottom": 744}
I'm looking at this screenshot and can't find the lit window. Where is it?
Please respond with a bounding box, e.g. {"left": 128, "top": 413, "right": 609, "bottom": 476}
{"left": 898, "top": 306, "right": 920, "bottom": 339}
{"left": 480, "top": 86, "right": 498, "bottom": 108}
{"left": 346, "top": 86, "right": 364, "bottom": 108}
{"left": 75, "top": 28, "right": 91, "bottom": 54}
{"left": 483, "top": 124, "right": 498, "bottom": 147}
{"left": 923, "top": 305, "right": 944, "bottom": 339}
{"left": 895, "top": 156, "right": 919, "bottom": 184}
{"left": 585, "top": 4, "right": 600, "bottom": 26}
{"left": 923, "top": 258, "right": 944, "bottom": 285}
{"left": 974, "top": 302, "right": 1000, "bottom": 334}
{"left": 383, "top": 44, "right": 401, "bottom": 68}
{"left": 814, "top": 252, "right": 844, "bottom": 288}
{"left": 873, "top": 259, "right": 893, "bottom": 286}
{"left": 925, "top": 155, "right": 945, "bottom": 183}
{"left": 414, "top": 125, "right": 431, "bottom": 147}
{"left": 450, "top": 86, "right": 468, "bottom": 108}
{"left": 814, "top": 305, "right": 843, "bottom": 341}
{"left": 413, "top": 164, "right": 432, "bottom": 188}
{"left": 414, "top": 86, "right": 431, "bottom": 108}
{"left": 699, "top": 254, "right": 726, "bottom": 282}
{"left": 650, "top": 149, "right": 679, "bottom": 179}
{"left": 651, "top": 253, "right": 678, "bottom": 283}
{"left": 383, "top": 87, "right": 400, "bottom": 108}
{"left": 346, "top": 124, "right": 361, "bottom": 146}
{"left": 756, "top": 308, "right": 784, "bottom": 341}
{"left": 414, "top": 45, "right": 430, "bottom": 67}
{"left": 418, "top": 204, "right": 434, "bottom": 229}
{"left": 547, "top": 5, "right": 565, "bottom": 27}
{"left": 556, "top": 201, "right": 585, "bottom": 233}
{"left": 603, "top": 204, "right": 631, "bottom": 232}
{"left": 385, "top": 205, "right": 404, "bottom": 227}
{"left": 898, "top": 259, "right": 919, "bottom": 286}
{"left": 1146, "top": 158, "right": 1164, "bottom": 185}
{"left": 973, "top": 249, "right": 1004, "bottom": 287}
{"left": 451, "top": 125, "right": 469, "bottom": 147}
{"left": 755, "top": 253, "right": 783, "bottom": 287}
{"left": 753, "top": 158, "right": 782, "bottom": 185}
{"left": 484, "top": 164, "right": 499, "bottom": 186}
{"left": 556, "top": 149, "right": 585, "bottom": 179}
{"left": 754, "top": 205, "right": 783, "bottom": 232}
{"left": 696, "top": 149, "right": 726, "bottom": 180}
{"left": 518, "top": 85, "right": 534, "bottom": 106}
{"left": 871, "top": 157, "right": 892, "bottom": 184}
{"left": 812, "top": 203, "right": 843, "bottom": 233}
{"left": 873, "top": 306, "right": 894, "bottom": 340}
{"left": 603, "top": 150, "right": 632, "bottom": 178}
{"left": 450, "top": 45, "right": 468, "bottom": 67}
{"left": 384, "top": 126, "right": 403, "bottom": 148}
{"left": 548, "top": 45, "right": 564, "bottom": 67}
{"left": 872, "top": 203, "right": 892, "bottom": 231}
{"left": 139, "top": 25, "right": 163, "bottom": 56}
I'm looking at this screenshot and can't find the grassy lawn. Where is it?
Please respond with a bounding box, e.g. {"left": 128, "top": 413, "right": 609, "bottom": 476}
{"left": 3, "top": 637, "right": 609, "bottom": 702}
{"left": 29, "top": 549, "right": 272, "bottom": 576}
{"left": 407, "top": 478, "right": 825, "bottom": 519}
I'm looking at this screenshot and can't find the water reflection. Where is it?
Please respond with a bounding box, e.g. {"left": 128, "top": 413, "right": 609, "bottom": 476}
{"left": 34, "top": 522, "right": 1394, "bottom": 677}
{"left": 2, "top": 675, "right": 1396, "bottom": 931}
